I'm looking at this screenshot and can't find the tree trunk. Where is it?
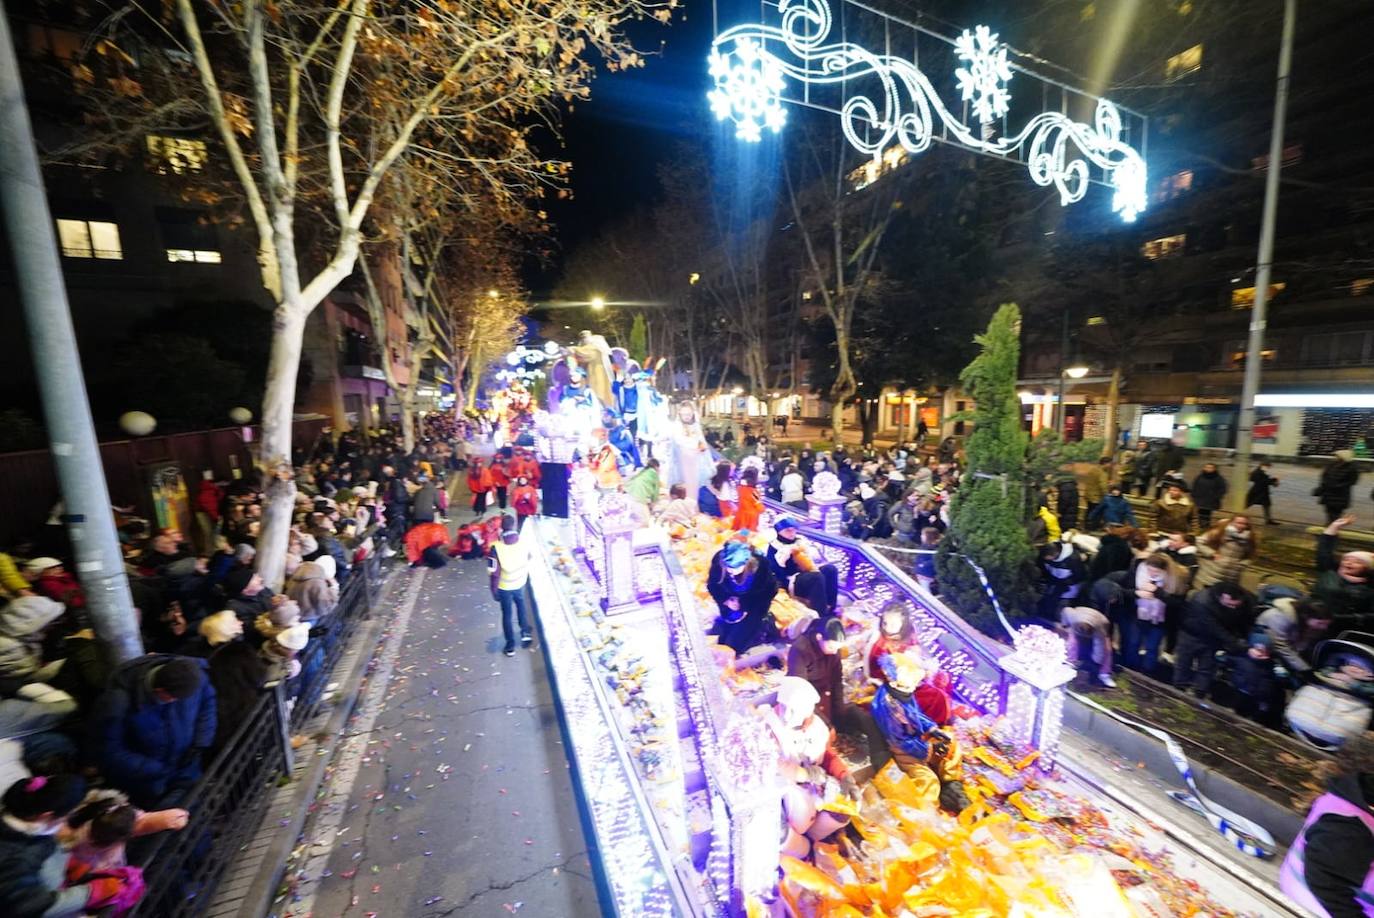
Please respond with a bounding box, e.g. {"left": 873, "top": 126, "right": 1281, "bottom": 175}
{"left": 255, "top": 304, "right": 307, "bottom": 590}
{"left": 398, "top": 335, "right": 428, "bottom": 452}
{"left": 1103, "top": 364, "right": 1122, "bottom": 458}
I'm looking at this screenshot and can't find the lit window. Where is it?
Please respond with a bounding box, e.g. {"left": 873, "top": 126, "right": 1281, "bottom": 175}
{"left": 849, "top": 145, "right": 908, "bottom": 190}
{"left": 1086, "top": 316, "right": 1107, "bottom": 326}
{"left": 55, "top": 219, "right": 123, "bottom": 259}
{"left": 145, "top": 135, "right": 207, "bottom": 175}
{"left": 1152, "top": 170, "right": 1193, "bottom": 203}
{"left": 1352, "top": 278, "right": 1374, "bottom": 297}
{"left": 26, "top": 25, "right": 82, "bottom": 61}
{"left": 166, "top": 249, "right": 222, "bottom": 264}
{"left": 1165, "top": 44, "right": 1202, "bottom": 80}
{"left": 1229, "top": 347, "right": 1276, "bottom": 366}
{"left": 1141, "top": 233, "right": 1187, "bottom": 259}
{"left": 1252, "top": 144, "right": 1304, "bottom": 172}
{"left": 1230, "top": 282, "right": 1286, "bottom": 309}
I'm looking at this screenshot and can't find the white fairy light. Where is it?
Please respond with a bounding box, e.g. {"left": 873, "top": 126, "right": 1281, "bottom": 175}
{"left": 707, "top": 0, "right": 1147, "bottom": 221}
{"left": 954, "top": 25, "right": 1012, "bottom": 125}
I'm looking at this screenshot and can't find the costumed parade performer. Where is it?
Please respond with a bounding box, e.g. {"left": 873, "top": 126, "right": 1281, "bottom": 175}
{"left": 764, "top": 676, "right": 856, "bottom": 862}
{"left": 871, "top": 652, "right": 971, "bottom": 813}
{"left": 666, "top": 400, "right": 709, "bottom": 509}
{"left": 705, "top": 540, "right": 779, "bottom": 654}
{"left": 569, "top": 329, "right": 616, "bottom": 409}
{"left": 634, "top": 360, "right": 671, "bottom": 461}
{"left": 559, "top": 366, "right": 605, "bottom": 457}
{"left": 768, "top": 516, "right": 841, "bottom": 621}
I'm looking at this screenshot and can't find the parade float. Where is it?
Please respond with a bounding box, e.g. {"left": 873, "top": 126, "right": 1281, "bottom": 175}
{"left": 501, "top": 333, "right": 1297, "bottom": 917}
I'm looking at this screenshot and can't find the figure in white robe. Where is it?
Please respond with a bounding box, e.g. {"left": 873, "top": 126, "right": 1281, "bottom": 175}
{"left": 666, "top": 401, "right": 708, "bottom": 508}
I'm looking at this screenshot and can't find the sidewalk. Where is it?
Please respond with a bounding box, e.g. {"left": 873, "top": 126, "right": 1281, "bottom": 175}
{"left": 255, "top": 523, "right": 601, "bottom": 918}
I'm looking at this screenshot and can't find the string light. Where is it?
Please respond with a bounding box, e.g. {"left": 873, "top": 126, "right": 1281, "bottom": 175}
{"left": 707, "top": 0, "right": 1148, "bottom": 221}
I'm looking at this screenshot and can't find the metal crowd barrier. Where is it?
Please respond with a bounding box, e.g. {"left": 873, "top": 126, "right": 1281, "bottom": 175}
{"left": 130, "top": 548, "right": 389, "bottom": 916}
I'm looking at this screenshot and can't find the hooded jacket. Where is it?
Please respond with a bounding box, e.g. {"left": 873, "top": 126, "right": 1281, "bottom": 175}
{"left": 0, "top": 596, "right": 65, "bottom": 691}
{"left": 1153, "top": 493, "right": 1198, "bottom": 533}
{"left": 286, "top": 562, "right": 340, "bottom": 622}
{"left": 1087, "top": 493, "right": 1138, "bottom": 528}
{"left": 88, "top": 654, "right": 217, "bottom": 805}
{"left": 1179, "top": 584, "right": 1252, "bottom": 649}
{"left": 1289, "top": 773, "right": 1374, "bottom": 918}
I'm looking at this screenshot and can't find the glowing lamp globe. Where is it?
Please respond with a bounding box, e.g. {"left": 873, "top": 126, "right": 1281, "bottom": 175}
{"left": 119, "top": 411, "right": 157, "bottom": 437}
{"left": 229, "top": 407, "right": 253, "bottom": 424}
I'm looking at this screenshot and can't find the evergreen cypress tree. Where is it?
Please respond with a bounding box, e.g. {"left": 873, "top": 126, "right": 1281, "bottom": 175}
{"left": 629, "top": 313, "right": 649, "bottom": 366}
{"left": 937, "top": 303, "right": 1033, "bottom": 634}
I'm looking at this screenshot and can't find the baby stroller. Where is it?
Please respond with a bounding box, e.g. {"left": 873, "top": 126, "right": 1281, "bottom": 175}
{"left": 1286, "top": 632, "right": 1374, "bottom": 750}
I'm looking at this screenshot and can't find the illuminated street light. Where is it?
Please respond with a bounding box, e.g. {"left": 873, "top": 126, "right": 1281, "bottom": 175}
{"left": 731, "top": 386, "right": 744, "bottom": 395}
{"left": 488, "top": 289, "right": 499, "bottom": 299}
{"left": 689, "top": 272, "right": 700, "bottom": 285}
{"left": 590, "top": 296, "right": 606, "bottom": 310}
{"left": 1064, "top": 364, "right": 1090, "bottom": 379}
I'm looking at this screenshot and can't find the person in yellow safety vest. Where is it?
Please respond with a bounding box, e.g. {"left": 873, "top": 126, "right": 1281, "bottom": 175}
{"left": 489, "top": 515, "right": 533, "bottom": 657}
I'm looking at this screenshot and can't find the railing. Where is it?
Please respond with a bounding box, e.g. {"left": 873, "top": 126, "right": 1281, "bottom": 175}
{"left": 130, "top": 549, "right": 390, "bottom": 916}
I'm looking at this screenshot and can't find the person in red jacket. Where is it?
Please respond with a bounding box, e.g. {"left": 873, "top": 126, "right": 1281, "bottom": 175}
{"left": 488, "top": 456, "right": 511, "bottom": 510}
{"left": 467, "top": 458, "right": 494, "bottom": 517}
{"left": 511, "top": 476, "right": 539, "bottom": 524}
{"left": 509, "top": 448, "right": 541, "bottom": 486}
{"left": 194, "top": 476, "right": 223, "bottom": 554}
{"left": 404, "top": 521, "right": 451, "bottom": 568}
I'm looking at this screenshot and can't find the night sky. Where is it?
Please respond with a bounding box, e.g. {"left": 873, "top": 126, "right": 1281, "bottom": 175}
{"left": 531, "top": 0, "right": 717, "bottom": 293}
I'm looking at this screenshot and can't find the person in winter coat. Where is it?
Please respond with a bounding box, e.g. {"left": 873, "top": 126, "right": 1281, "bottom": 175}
{"left": 1195, "top": 515, "right": 1260, "bottom": 590}
{"left": 178, "top": 609, "right": 242, "bottom": 658}
{"left": 403, "top": 521, "right": 451, "bottom": 569}
{"left": 1254, "top": 597, "right": 1328, "bottom": 680}
{"left": 206, "top": 637, "right": 267, "bottom": 752}
{"left": 1060, "top": 605, "right": 1117, "bottom": 688}
{"left": 286, "top": 562, "right": 340, "bottom": 622}
{"left": 889, "top": 492, "right": 920, "bottom": 543}
{"left": 510, "top": 476, "right": 540, "bottom": 523}
{"left": 1190, "top": 463, "right": 1229, "bottom": 529}
{"left": 732, "top": 466, "right": 763, "bottom": 533}
{"left": 1314, "top": 516, "right": 1374, "bottom": 629}
{"left": 1153, "top": 484, "right": 1198, "bottom": 533}
{"left": 1114, "top": 446, "right": 1138, "bottom": 491}
{"left": 1038, "top": 541, "right": 1088, "bottom": 617}
{"left": 1056, "top": 475, "right": 1080, "bottom": 532}
{"left": 1317, "top": 451, "right": 1363, "bottom": 523}
{"left": 467, "top": 458, "right": 494, "bottom": 517}
{"left": 488, "top": 456, "right": 511, "bottom": 510}
{"left": 1086, "top": 483, "right": 1138, "bottom": 529}
{"left": 780, "top": 463, "right": 806, "bottom": 510}
{"left": 786, "top": 617, "right": 846, "bottom": 727}
{"left": 0, "top": 596, "right": 66, "bottom": 694}
{"left": 1132, "top": 441, "right": 1156, "bottom": 497}
{"left": 1087, "top": 525, "right": 1143, "bottom": 583}
{"left": 1172, "top": 582, "right": 1253, "bottom": 696}
{"left": 21, "top": 559, "right": 83, "bottom": 613}
{"left": 0, "top": 773, "right": 142, "bottom": 918}
{"left": 1246, "top": 462, "right": 1280, "bottom": 524}
{"left": 88, "top": 655, "right": 217, "bottom": 809}
{"left": 1280, "top": 735, "right": 1374, "bottom": 918}
{"left": 706, "top": 541, "right": 779, "bottom": 654}
{"left": 221, "top": 567, "right": 274, "bottom": 627}
{"left": 409, "top": 477, "right": 440, "bottom": 525}
{"left": 768, "top": 518, "right": 840, "bottom": 619}
{"left": 1153, "top": 441, "right": 1186, "bottom": 497}
{"left": 1094, "top": 554, "right": 1188, "bottom": 675}
{"left": 1075, "top": 458, "right": 1111, "bottom": 522}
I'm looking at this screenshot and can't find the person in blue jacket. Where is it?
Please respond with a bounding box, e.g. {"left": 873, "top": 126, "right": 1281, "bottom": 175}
{"left": 1086, "top": 482, "right": 1139, "bottom": 529}
{"left": 88, "top": 655, "right": 217, "bottom": 809}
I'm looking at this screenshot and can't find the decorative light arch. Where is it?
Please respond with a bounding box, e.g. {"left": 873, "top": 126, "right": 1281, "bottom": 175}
{"left": 708, "top": 0, "right": 1148, "bottom": 222}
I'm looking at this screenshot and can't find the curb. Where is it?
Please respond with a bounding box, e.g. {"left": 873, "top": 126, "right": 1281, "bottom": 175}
{"left": 234, "top": 562, "right": 409, "bottom": 918}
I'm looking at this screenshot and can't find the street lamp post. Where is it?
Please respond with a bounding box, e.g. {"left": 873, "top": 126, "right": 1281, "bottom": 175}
{"left": 0, "top": 11, "right": 141, "bottom": 662}
{"left": 1232, "top": 0, "right": 1297, "bottom": 509}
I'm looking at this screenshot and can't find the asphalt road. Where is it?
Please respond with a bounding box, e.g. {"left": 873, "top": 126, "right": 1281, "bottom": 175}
{"left": 282, "top": 552, "right": 604, "bottom": 918}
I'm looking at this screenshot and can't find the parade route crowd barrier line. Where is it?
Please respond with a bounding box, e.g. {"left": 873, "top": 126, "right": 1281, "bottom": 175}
{"left": 128, "top": 548, "right": 388, "bottom": 918}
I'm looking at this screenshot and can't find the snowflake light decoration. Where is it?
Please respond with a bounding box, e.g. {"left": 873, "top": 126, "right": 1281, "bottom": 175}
{"left": 707, "top": 37, "right": 788, "bottom": 142}
{"left": 954, "top": 25, "right": 1013, "bottom": 125}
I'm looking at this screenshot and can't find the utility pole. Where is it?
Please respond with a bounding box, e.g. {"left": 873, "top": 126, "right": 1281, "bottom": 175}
{"left": 1231, "top": 0, "right": 1296, "bottom": 510}
{"left": 0, "top": 7, "right": 142, "bottom": 662}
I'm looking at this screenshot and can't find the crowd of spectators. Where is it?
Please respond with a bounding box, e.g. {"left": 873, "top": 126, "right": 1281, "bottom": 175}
{"left": 0, "top": 417, "right": 485, "bottom": 910}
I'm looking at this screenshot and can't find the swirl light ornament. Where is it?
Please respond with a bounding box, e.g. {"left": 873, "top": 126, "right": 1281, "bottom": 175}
{"left": 707, "top": 0, "right": 1148, "bottom": 222}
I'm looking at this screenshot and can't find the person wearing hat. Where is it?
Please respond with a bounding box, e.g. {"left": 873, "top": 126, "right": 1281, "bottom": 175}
{"left": 221, "top": 567, "right": 274, "bottom": 627}
{"left": 872, "top": 653, "right": 970, "bottom": 813}
{"left": 1315, "top": 516, "right": 1374, "bottom": 630}
{"left": 88, "top": 656, "right": 216, "bottom": 809}
{"left": 467, "top": 457, "right": 495, "bottom": 517}
{"left": 786, "top": 617, "right": 847, "bottom": 726}
{"left": 763, "top": 676, "right": 853, "bottom": 862}
{"left": 22, "top": 558, "right": 84, "bottom": 613}
{"left": 706, "top": 540, "right": 779, "bottom": 654}
{"left": 767, "top": 517, "right": 840, "bottom": 619}
{"left": 1318, "top": 450, "right": 1363, "bottom": 524}
{"left": 0, "top": 595, "right": 67, "bottom": 692}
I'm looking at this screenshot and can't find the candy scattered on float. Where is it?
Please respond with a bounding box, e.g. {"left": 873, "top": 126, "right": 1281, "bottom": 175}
{"left": 664, "top": 514, "right": 1256, "bottom": 918}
